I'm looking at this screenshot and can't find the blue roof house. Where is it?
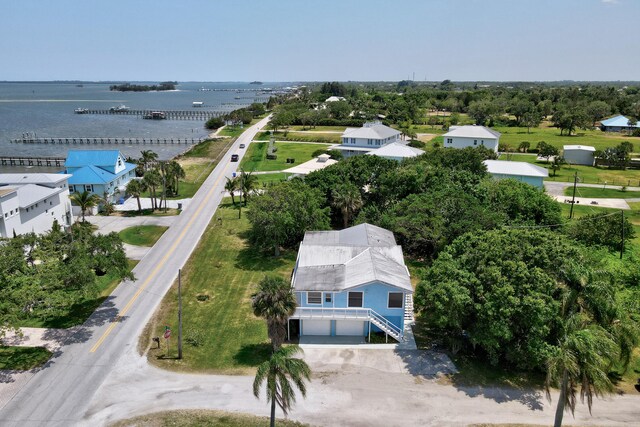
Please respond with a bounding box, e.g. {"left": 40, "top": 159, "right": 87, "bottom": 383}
{"left": 288, "top": 223, "right": 413, "bottom": 343}
{"left": 64, "top": 150, "right": 137, "bottom": 201}
{"left": 600, "top": 115, "right": 640, "bottom": 132}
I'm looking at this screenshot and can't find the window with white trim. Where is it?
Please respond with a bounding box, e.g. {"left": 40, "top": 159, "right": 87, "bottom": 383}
{"left": 388, "top": 292, "right": 403, "bottom": 308}
{"left": 85, "top": 185, "right": 92, "bottom": 192}
{"left": 325, "top": 293, "right": 332, "bottom": 303}
{"left": 348, "top": 291, "right": 363, "bottom": 308}
{"left": 307, "top": 291, "right": 322, "bottom": 304}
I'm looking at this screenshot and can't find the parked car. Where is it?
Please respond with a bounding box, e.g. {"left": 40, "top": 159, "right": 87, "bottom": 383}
{"left": 231, "top": 154, "right": 239, "bottom": 162}
{"left": 239, "top": 143, "right": 246, "bottom": 149}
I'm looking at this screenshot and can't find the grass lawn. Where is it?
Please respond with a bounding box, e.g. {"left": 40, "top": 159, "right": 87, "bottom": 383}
{"left": 143, "top": 201, "right": 296, "bottom": 374}
{"left": 240, "top": 142, "right": 332, "bottom": 172}
{"left": 0, "top": 346, "right": 52, "bottom": 370}
{"left": 495, "top": 126, "right": 634, "bottom": 152}
{"left": 111, "top": 410, "right": 309, "bottom": 427}
{"left": 254, "top": 131, "right": 340, "bottom": 144}
{"left": 497, "top": 154, "right": 640, "bottom": 186}
{"left": 140, "top": 138, "right": 236, "bottom": 201}
{"left": 118, "top": 225, "right": 168, "bottom": 247}
{"left": 563, "top": 186, "right": 640, "bottom": 199}
{"left": 289, "top": 125, "right": 346, "bottom": 132}
{"left": 255, "top": 172, "right": 289, "bottom": 187}
{"left": 119, "top": 208, "right": 180, "bottom": 217}
{"left": 19, "top": 260, "right": 139, "bottom": 329}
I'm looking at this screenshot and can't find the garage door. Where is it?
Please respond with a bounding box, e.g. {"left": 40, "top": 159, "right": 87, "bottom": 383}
{"left": 302, "top": 319, "right": 331, "bottom": 336}
{"left": 336, "top": 320, "right": 365, "bottom": 336}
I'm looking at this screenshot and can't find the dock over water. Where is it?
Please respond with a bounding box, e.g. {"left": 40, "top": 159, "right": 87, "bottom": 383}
{"left": 79, "top": 109, "right": 223, "bottom": 120}
{"left": 10, "top": 137, "right": 203, "bottom": 145}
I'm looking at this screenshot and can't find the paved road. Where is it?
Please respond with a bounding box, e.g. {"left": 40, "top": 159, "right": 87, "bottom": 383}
{"left": 0, "top": 116, "right": 272, "bottom": 427}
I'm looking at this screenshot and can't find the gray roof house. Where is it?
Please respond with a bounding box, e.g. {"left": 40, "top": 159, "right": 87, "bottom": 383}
{"left": 332, "top": 121, "right": 403, "bottom": 158}
{"left": 289, "top": 223, "right": 413, "bottom": 343}
{"left": 443, "top": 125, "right": 501, "bottom": 152}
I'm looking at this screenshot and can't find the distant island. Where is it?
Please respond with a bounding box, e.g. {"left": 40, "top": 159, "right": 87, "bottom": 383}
{"left": 249, "top": 81, "right": 263, "bottom": 85}
{"left": 109, "top": 81, "right": 177, "bottom": 92}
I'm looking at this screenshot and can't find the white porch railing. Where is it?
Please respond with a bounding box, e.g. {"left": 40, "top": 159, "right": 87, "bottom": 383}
{"left": 291, "top": 307, "right": 404, "bottom": 341}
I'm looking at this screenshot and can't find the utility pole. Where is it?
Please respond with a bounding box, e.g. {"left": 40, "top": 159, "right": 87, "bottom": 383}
{"left": 620, "top": 210, "right": 625, "bottom": 260}
{"left": 178, "top": 268, "right": 183, "bottom": 359}
{"left": 569, "top": 171, "right": 578, "bottom": 219}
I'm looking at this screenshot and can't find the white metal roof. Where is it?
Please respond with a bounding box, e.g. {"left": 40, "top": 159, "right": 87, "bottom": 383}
{"left": 342, "top": 122, "right": 401, "bottom": 140}
{"left": 563, "top": 145, "right": 596, "bottom": 152}
{"left": 366, "top": 142, "right": 424, "bottom": 159}
{"left": 283, "top": 155, "right": 338, "bottom": 175}
{"left": 483, "top": 160, "right": 548, "bottom": 178}
{"left": 0, "top": 173, "right": 71, "bottom": 187}
{"left": 443, "top": 125, "right": 501, "bottom": 139}
{"left": 293, "top": 224, "right": 412, "bottom": 292}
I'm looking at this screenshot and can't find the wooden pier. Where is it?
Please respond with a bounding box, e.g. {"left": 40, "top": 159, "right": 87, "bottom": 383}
{"left": 10, "top": 137, "right": 203, "bottom": 145}
{"left": 0, "top": 156, "right": 66, "bottom": 167}
{"left": 80, "top": 109, "right": 224, "bottom": 120}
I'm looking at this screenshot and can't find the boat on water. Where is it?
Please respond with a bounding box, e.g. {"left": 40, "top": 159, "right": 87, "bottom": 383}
{"left": 109, "top": 104, "right": 131, "bottom": 112}
{"left": 192, "top": 101, "right": 204, "bottom": 107}
{"left": 74, "top": 108, "right": 89, "bottom": 114}
{"left": 198, "top": 87, "right": 211, "bottom": 91}
{"left": 143, "top": 111, "right": 166, "bottom": 120}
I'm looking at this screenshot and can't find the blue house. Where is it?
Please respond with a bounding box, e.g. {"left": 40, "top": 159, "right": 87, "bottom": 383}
{"left": 484, "top": 160, "right": 548, "bottom": 189}
{"left": 600, "top": 115, "right": 640, "bottom": 132}
{"left": 289, "top": 223, "right": 413, "bottom": 342}
{"left": 64, "top": 150, "right": 137, "bottom": 201}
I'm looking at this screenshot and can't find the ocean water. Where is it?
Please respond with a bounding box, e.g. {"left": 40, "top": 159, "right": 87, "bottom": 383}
{"left": 0, "top": 81, "right": 278, "bottom": 163}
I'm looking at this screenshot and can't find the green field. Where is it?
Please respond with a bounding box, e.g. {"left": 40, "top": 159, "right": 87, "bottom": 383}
{"left": 144, "top": 202, "right": 295, "bottom": 373}
{"left": 240, "top": 142, "right": 332, "bottom": 172}
{"left": 0, "top": 346, "right": 52, "bottom": 370}
{"left": 563, "top": 186, "right": 640, "bottom": 199}
{"left": 19, "top": 259, "right": 138, "bottom": 329}
{"left": 495, "top": 126, "right": 634, "bottom": 152}
{"left": 289, "top": 125, "right": 347, "bottom": 132}
{"left": 255, "top": 131, "right": 340, "bottom": 144}
{"left": 112, "top": 410, "right": 308, "bottom": 427}
{"left": 255, "top": 172, "right": 289, "bottom": 187}
{"left": 118, "top": 225, "right": 168, "bottom": 246}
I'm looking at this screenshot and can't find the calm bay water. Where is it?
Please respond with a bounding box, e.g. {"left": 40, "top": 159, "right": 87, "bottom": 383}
{"left": 0, "top": 81, "right": 279, "bottom": 164}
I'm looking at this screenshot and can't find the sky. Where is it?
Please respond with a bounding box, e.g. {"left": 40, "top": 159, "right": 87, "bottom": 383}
{"left": 1, "top": 0, "right": 639, "bottom": 82}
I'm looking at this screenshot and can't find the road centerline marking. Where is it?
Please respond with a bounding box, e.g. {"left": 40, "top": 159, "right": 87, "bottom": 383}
{"left": 89, "top": 136, "right": 245, "bottom": 353}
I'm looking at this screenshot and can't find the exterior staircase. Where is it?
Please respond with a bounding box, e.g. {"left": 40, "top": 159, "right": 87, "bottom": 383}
{"left": 404, "top": 293, "right": 415, "bottom": 324}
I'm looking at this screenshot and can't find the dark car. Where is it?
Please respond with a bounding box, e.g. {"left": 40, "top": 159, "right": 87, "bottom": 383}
{"left": 239, "top": 143, "right": 246, "bottom": 149}
{"left": 231, "top": 154, "right": 239, "bottom": 162}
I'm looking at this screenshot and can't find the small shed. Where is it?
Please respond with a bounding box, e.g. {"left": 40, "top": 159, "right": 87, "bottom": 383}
{"left": 563, "top": 145, "right": 596, "bottom": 166}
{"left": 483, "top": 160, "right": 548, "bottom": 189}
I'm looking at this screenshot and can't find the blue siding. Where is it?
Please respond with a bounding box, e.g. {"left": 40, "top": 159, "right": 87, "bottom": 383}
{"left": 296, "top": 281, "right": 407, "bottom": 331}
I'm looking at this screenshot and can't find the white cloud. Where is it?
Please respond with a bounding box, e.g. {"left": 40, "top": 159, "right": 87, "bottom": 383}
{"left": 602, "top": 0, "right": 619, "bottom": 4}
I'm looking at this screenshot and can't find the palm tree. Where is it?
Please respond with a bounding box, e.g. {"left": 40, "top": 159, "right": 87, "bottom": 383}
{"left": 545, "top": 265, "right": 639, "bottom": 426}
{"left": 239, "top": 168, "right": 258, "bottom": 206}
{"left": 252, "top": 276, "right": 297, "bottom": 351}
{"left": 70, "top": 191, "right": 101, "bottom": 222}
{"left": 100, "top": 192, "right": 115, "bottom": 215}
{"left": 253, "top": 346, "right": 311, "bottom": 427}
{"left": 142, "top": 169, "right": 162, "bottom": 210}
{"left": 138, "top": 150, "right": 158, "bottom": 174}
{"left": 545, "top": 317, "right": 617, "bottom": 427}
{"left": 167, "top": 160, "right": 186, "bottom": 196}
{"left": 331, "top": 184, "right": 363, "bottom": 229}
{"left": 126, "top": 179, "right": 145, "bottom": 212}
{"left": 225, "top": 176, "right": 239, "bottom": 205}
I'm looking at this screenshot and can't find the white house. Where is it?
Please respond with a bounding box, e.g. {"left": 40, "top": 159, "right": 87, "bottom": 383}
{"left": 332, "top": 121, "right": 403, "bottom": 158}
{"left": 483, "top": 160, "right": 548, "bottom": 189}
{"left": 0, "top": 173, "right": 74, "bottom": 237}
{"left": 563, "top": 145, "right": 596, "bottom": 166}
{"left": 442, "top": 125, "right": 501, "bottom": 153}
{"left": 366, "top": 142, "right": 424, "bottom": 161}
